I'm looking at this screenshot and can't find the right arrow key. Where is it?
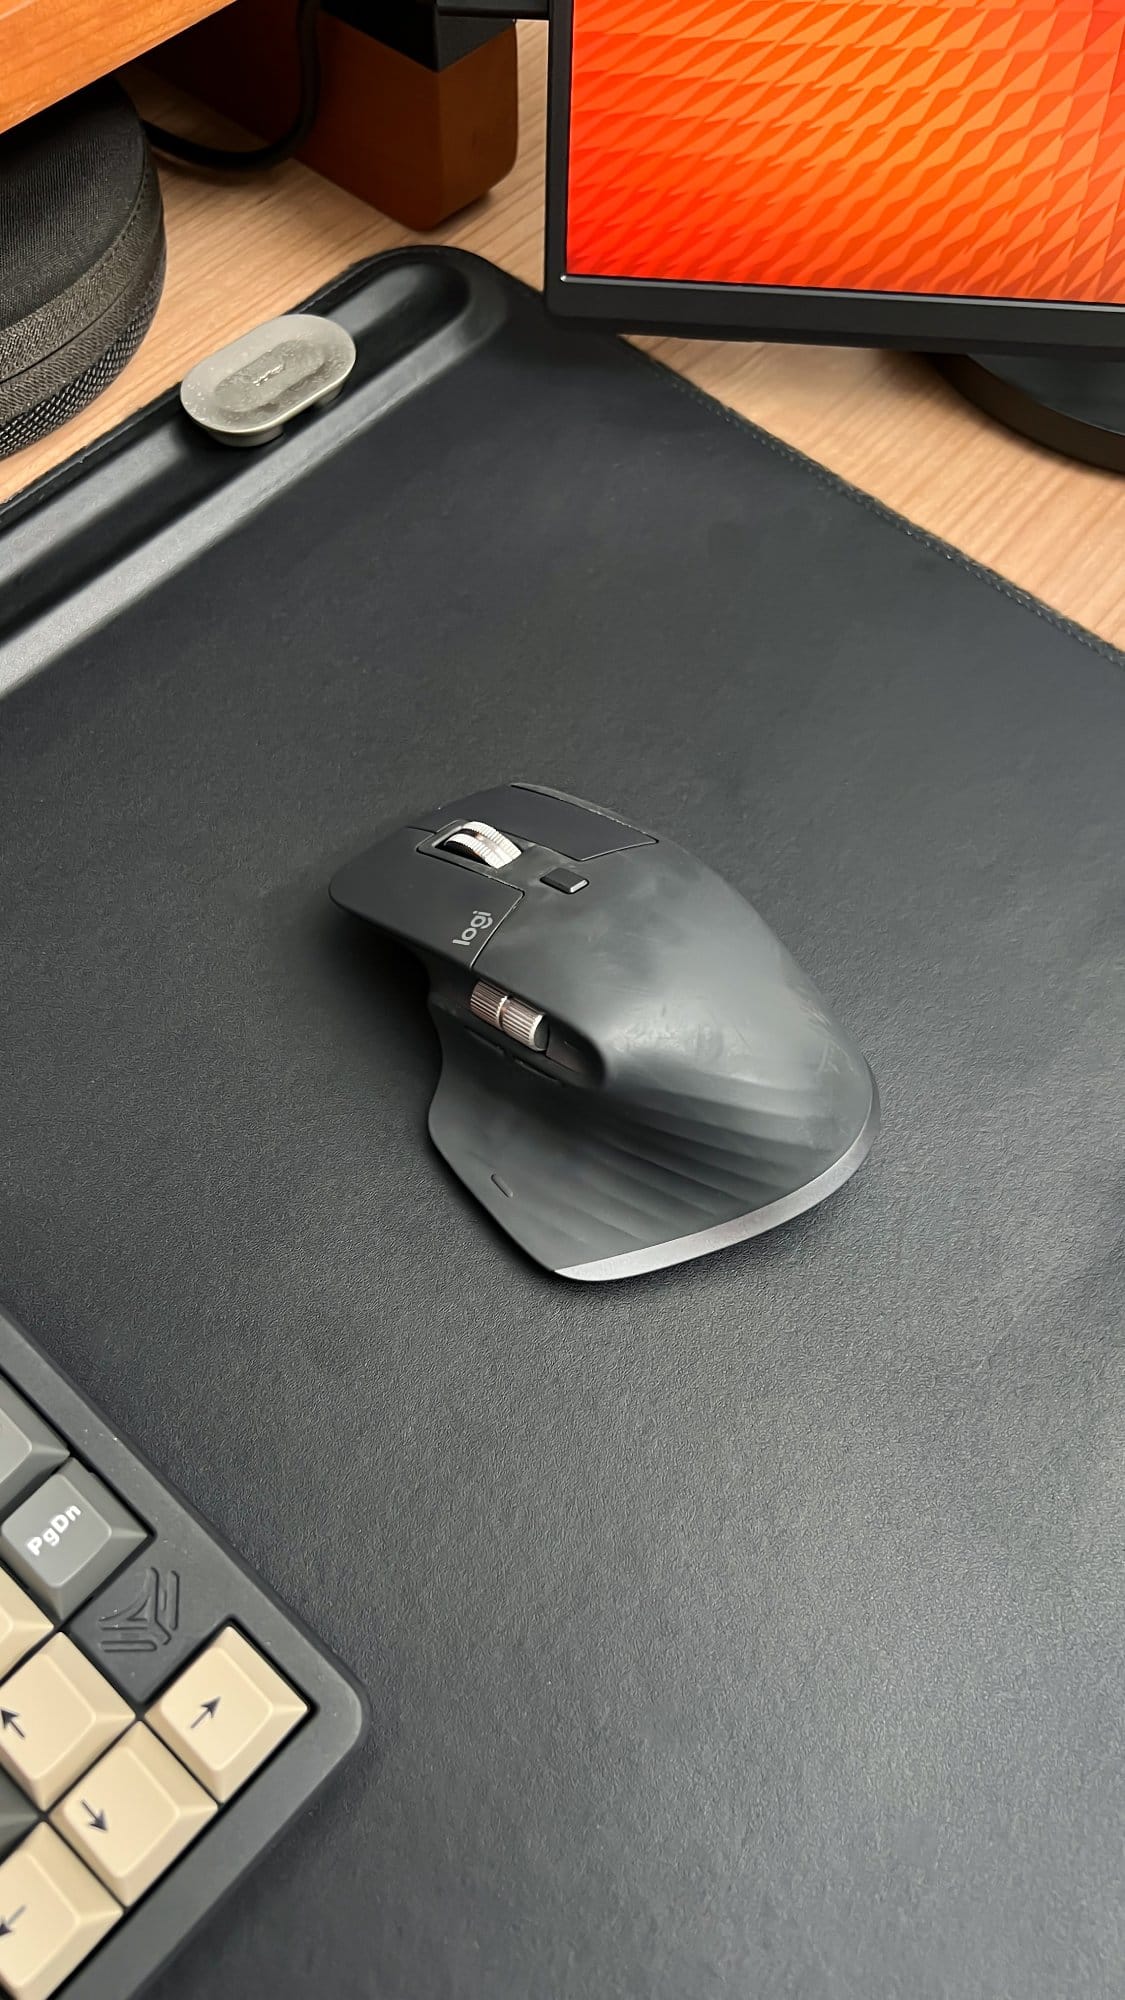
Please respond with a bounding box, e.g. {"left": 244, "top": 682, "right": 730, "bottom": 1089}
{"left": 146, "top": 1628, "right": 307, "bottom": 1803}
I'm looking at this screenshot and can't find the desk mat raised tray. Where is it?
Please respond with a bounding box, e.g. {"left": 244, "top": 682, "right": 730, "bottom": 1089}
{"left": 2, "top": 250, "right": 1124, "bottom": 2000}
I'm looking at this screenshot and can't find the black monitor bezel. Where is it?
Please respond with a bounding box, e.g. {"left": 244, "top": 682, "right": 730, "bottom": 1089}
{"left": 544, "top": 0, "right": 1125, "bottom": 356}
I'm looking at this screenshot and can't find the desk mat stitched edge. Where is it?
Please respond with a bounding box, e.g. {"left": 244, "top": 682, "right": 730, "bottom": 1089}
{"left": 2, "top": 245, "right": 1121, "bottom": 682}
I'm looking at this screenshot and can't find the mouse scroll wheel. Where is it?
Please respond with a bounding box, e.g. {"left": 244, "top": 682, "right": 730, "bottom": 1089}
{"left": 437, "top": 821, "right": 521, "bottom": 869}
{"left": 471, "top": 979, "right": 548, "bottom": 1051}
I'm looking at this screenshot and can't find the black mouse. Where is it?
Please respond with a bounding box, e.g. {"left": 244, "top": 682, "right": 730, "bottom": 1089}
{"left": 330, "top": 784, "right": 878, "bottom": 1280}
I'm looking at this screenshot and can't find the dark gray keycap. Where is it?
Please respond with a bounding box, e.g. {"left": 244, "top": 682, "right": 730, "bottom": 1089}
{"left": 0, "top": 1769, "right": 36, "bottom": 1857}
{"left": 0, "top": 1380, "right": 67, "bottom": 1514}
{"left": 0, "top": 1464, "right": 146, "bottom": 1619}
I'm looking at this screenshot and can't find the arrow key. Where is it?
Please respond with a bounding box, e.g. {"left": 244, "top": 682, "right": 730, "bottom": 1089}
{"left": 147, "top": 1626, "right": 306, "bottom": 1802}
{"left": 0, "top": 1636, "right": 131, "bottom": 1809}
{"left": 0, "top": 1824, "right": 119, "bottom": 2000}
{"left": 51, "top": 1724, "right": 215, "bottom": 1906}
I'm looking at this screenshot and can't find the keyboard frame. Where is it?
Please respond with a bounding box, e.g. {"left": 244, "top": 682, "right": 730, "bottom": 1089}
{"left": 0, "top": 1306, "right": 367, "bottom": 2000}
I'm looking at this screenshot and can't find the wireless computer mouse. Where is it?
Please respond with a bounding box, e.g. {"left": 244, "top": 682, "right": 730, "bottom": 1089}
{"left": 330, "top": 784, "right": 879, "bottom": 1281}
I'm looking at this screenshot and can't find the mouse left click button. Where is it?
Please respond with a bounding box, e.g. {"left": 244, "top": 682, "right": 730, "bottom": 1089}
{"left": 330, "top": 827, "right": 523, "bottom": 964}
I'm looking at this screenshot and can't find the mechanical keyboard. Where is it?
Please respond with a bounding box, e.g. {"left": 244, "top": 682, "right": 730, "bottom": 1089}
{"left": 0, "top": 1306, "right": 365, "bottom": 2000}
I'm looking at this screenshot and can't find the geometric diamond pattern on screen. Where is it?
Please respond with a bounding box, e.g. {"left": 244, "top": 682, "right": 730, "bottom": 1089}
{"left": 566, "top": 0, "right": 1125, "bottom": 302}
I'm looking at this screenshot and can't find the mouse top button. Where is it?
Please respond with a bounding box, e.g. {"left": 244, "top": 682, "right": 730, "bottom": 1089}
{"left": 539, "top": 866, "right": 589, "bottom": 894}
{"left": 414, "top": 786, "right": 653, "bottom": 862}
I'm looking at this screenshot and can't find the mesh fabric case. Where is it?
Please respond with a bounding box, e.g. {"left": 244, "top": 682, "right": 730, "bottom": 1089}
{"left": 0, "top": 81, "right": 166, "bottom": 459}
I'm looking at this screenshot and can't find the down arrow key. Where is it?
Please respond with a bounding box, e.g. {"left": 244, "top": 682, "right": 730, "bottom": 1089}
{"left": 51, "top": 1727, "right": 217, "bottom": 1903}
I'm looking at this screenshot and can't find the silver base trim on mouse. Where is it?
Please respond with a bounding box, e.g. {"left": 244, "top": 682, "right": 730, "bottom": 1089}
{"left": 557, "top": 1072, "right": 880, "bottom": 1282}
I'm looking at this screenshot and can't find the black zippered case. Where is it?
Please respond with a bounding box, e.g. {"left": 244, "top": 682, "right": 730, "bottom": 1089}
{"left": 0, "top": 80, "right": 165, "bottom": 459}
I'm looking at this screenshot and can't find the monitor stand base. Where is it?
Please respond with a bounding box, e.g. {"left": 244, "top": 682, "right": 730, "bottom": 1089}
{"left": 934, "top": 353, "right": 1125, "bottom": 472}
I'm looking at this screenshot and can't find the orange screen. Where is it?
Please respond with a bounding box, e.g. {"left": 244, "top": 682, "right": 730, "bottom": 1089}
{"left": 565, "top": 0, "right": 1125, "bottom": 301}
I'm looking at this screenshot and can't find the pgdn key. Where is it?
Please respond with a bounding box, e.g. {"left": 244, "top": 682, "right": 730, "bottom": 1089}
{"left": 30, "top": 1502, "right": 80, "bottom": 1556}
{"left": 1, "top": 1466, "right": 145, "bottom": 1619}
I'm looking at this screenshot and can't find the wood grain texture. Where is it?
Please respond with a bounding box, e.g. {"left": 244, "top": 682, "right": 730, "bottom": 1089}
{"left": 0, "top": 0, "right": 231, "bottom": 133}
{"left": 155, "top": 0, "right": 519, "bottom": 229}
{"left": 5, "top": 24, "right": 1125, "bottom": 647}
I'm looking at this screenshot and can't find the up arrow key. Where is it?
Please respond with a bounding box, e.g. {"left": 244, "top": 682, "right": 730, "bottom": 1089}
{"left": 190, "top": 1698, "right": 220, "bottom": 1729}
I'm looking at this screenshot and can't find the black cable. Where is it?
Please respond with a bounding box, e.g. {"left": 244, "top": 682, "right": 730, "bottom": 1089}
{"left": 142, "top": 0, "right": 322, "bottom": 173}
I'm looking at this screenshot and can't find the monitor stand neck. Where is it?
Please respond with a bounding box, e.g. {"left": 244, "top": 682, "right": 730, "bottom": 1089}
{"left": 934, "top": 353, "right": 1125, "bottom": 471}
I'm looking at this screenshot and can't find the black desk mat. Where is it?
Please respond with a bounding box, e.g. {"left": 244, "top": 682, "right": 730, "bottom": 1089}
{"left": 2, "top": 250, "right": 1124, "bottom": 2000}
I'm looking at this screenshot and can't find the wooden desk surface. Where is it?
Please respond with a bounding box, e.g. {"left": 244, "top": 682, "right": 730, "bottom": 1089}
{"left": 6, "top": 24, "right": 1125, "bottom": 648}
{"left": 0, "top": 0, "right": 229, "bottom": 134}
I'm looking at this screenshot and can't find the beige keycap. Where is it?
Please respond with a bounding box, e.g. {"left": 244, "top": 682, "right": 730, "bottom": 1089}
{"left": 0, "top": 1576, "right": 50, "bottom": 1682}
{"left": 147, "top": 1627, "right": 306, "bottom": 1802}
{"left": 0, "top": 1635, "right": 131, "bottom": 1808}
{"left": 51, "top": 1723, "right": 215, "bottom": 1907}
{"left": 0, "top": 1824, "right": 119, "bottom": 2000}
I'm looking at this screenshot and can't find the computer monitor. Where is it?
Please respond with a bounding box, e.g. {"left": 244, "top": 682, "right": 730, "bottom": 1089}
{"left": 545, "top": 0, "right": 1125, "bottom": 353}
